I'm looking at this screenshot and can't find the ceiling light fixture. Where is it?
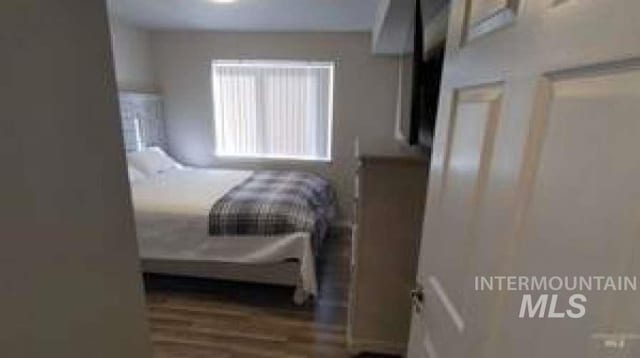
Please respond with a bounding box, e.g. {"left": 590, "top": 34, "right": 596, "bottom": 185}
{"left": 209, "top": 0, "right": 238, "bottom": 3}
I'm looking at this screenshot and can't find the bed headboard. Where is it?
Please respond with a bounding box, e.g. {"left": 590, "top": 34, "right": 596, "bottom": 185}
{"left": 119, "top": 92, "right": 168, "bottom": 152}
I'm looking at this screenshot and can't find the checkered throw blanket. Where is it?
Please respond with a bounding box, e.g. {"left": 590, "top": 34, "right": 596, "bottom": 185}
{"left": 208, "top": 171, "right": 335, "bottom": 244}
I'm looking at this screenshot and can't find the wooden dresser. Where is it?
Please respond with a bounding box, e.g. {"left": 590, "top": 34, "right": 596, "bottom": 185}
{"left": 347, "top": 148, "right": 429, "bottom": 356}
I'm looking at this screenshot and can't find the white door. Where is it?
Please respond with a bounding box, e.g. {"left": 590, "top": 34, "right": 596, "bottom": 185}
{"left": 409, "top": 0, "right": 640, "bottom": 357}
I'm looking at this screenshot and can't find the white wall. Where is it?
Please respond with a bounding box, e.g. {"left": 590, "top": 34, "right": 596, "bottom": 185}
{"left": 151, "top": 31, "right": 405, "bottom": 219}
{"left": 0, "top": 1, "right": 151, "bottom": 357}
{"left": 109, "top": 18, "right": 156, "bottom": 91}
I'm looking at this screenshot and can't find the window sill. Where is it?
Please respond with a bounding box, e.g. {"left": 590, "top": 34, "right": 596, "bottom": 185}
{"left": 213, "top": 155, "right": 332, "bottom": 165}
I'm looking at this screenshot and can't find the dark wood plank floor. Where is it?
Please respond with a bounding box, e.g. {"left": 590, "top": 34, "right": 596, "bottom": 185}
{"left": 143, "top": 232, "right": 399, "bottom": 358}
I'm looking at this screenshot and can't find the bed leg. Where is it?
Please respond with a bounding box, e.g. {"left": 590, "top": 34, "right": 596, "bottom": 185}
{"left": 293, "top": 286, "right": 307, "bottom": 305}
{"left": 293, "top": 285, "right": 313, "bottom": 306}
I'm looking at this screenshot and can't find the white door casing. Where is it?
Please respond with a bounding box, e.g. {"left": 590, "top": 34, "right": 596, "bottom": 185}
{"left": 409, "top": 0, "right": 640, "bottom": 357}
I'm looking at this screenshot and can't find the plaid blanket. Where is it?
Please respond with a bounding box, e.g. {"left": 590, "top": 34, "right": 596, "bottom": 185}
{"left": 208, "top": 171, "right": 335, "bottom": 246}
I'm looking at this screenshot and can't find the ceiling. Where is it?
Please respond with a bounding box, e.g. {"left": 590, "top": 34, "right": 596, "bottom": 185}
{"left": 107, "top": 0, "right": 383, "bottom": 32}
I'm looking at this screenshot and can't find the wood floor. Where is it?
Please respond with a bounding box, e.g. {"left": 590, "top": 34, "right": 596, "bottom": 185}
{"left": 144, "top": 233, "right": 398, "bottom": 358}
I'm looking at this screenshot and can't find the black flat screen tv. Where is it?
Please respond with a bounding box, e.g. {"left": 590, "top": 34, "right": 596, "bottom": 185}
{"left": 408, "top": 0, "right": 446, "bottom": 148}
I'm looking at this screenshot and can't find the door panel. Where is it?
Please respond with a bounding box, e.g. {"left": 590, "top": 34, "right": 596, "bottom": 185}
{"left": 410, "top": 0, "right": 640, "bottom": 357}
{"left": 421, "top": 84, "right": 504, "bottom": 358}
{"left": 464, "top": 0, "right": 519, "bottom": 42}
{"left": 505, "top": 63, "right": 640, "bottom": 356}
{"left": 467, "top": 0, "right": 510, "bottom": 24}
{"left": 431, "top": 84, "right": 502, "bottom": 308}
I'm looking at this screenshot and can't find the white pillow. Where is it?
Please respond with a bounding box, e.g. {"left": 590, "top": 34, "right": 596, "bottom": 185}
{"left": 127, "top": 147, "right": 181, "bottom": 176}
{"left": 127, "top": 166, "right": 146, "bottom": 183}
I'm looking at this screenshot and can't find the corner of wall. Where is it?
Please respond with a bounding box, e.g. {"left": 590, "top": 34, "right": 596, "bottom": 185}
{"left": 108, "top": 16, "right": 157, "bottom": 93}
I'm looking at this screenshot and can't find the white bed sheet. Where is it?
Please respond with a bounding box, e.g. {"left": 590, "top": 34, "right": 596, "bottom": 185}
{"left": 131, "top": 167, "right": 318, "bottom": 300}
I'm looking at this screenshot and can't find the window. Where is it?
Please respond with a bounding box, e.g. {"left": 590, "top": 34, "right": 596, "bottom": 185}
{"left": 211, "top": 60, "right": 334, "bottom": 161}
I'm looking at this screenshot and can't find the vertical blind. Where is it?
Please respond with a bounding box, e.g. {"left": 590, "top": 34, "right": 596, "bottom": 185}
{"left": 211, "top": 61, "right": 334, "bottom": 160}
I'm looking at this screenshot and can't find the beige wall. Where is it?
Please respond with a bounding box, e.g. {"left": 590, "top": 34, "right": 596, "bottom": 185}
{"left": 0, "top": 1, "right": 151, "bottom": 357}
{"left": 151, "top": 31, "right": 403, "bottom": 219}
{"left": 109, "top": 18, "right": 156, "bottom": 92}
{"left": 395, "top": 54, "right": 414, "bottom": 142}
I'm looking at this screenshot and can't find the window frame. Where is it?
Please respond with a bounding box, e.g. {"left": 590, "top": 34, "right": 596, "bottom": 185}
{"left": 210, "top": 59, "right": 335, "bottom": 163}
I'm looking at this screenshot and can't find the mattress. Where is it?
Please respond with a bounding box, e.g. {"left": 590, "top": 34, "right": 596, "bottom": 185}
{"left": 130, "top": 167, "right": 319, "bottom": 299}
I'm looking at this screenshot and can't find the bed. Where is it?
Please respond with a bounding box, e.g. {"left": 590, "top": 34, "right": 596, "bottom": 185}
{"left": 127, "top": 147, "right": 335, "bottom": 303}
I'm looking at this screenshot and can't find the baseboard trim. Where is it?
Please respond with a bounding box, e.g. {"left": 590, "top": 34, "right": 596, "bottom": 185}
{"left": 347, "top": 337, "right": 407, "bottom": 356}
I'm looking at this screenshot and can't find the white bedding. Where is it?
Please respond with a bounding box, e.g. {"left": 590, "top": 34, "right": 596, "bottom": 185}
{"left": 131, "top": 167, "right": 318, "bottom": 300}
{"left": 132, "top": 167, "right": 252, "bottom": 216}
